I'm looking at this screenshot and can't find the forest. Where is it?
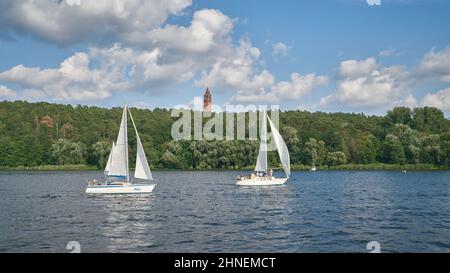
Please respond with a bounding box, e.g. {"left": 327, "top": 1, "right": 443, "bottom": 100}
{"left": 0, "top": 100, "right": 449, "bottom": 170}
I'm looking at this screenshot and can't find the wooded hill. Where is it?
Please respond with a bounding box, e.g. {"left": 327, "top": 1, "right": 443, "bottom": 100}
{"left": 0, "top": 100, "right": 449, "bottom": 170}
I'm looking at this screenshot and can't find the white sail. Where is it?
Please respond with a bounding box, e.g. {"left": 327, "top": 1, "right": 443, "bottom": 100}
{"left": 255, "top": 111, "right": 268, "bottom": 172}
{"left": 267, "top": 113, "right": 291, "bottom": 178}
{"left": 104, "top": 141, "right": 115, "bottom": 174}
{"left": 108, "top": 106, "right": 129, "bottom": 181}
{"left": 128, "top": 109, "right": 153, "bottom": 180}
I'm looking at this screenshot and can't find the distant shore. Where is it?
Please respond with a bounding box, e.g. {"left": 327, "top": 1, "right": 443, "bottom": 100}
{"left": 0, "top": 165, "right": 98, "bottom": 171}
{"left": 0, "top": 163, "right": 448, "bottom": 172}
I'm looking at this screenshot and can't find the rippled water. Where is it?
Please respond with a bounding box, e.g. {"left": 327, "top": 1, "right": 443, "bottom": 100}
{"left": 1, "top": 170, "right": 450, "bottom": 252}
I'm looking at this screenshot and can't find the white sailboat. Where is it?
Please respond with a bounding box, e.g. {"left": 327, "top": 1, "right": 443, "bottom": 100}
{"left": 86, "top": 105, "right": 156, "bottom": 194}
{"left": 236, "top": 111, "right": 291, "bottom": 186}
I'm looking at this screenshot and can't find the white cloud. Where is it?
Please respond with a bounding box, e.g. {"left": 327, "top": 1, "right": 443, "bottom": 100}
{"left": 0, "top": 8, "right": 237, "bottom": 101}
{"left": 0, "top": 52, "right": 130, "bottom": 101}
{"left": 417, "top": 46, "right": 450, "bottom": 83}
{"left": 392, "top": 94, "right": 418, "bottom": 108}
{"left": 0, "top": 2, "right": 331, "bottom": 106}
{"left": 338, "top": 57, "right": 378, "bottom": 78}
{"left": 0, "top": 0, "right": 192, "bottom": 45}
{"left": 422, "top": 88, "right": 450, "bottom": 110}
{"left": 0, "top": 85, "right": 17, "bottom": 99}
{"left": 272, "top": 42, "right": 289, "bottom": 57}
{"left": 379, "top": 48, "right": 398, "bottom": 57}
{"left": 321, "top": 48, "right": 450, "bottom": 112}
{"left": 367, "top": 0, "right": 381, "bottom": 6}
{"left": 91, "top": 44, "right": 198, "bottom": 89}
{"left": 321, "top": 57, "right": 410, "bottom": 108}
{"left": 195, "top": 38, "right": 264, "bottom": 90}
{"left": 126, "top": 9, "right": 234, "bottom": 54}
{"left": 195, "top": 38, "right": 327, "bottom": 104}
{"left": 0, "top": 7, "right": 284, "bottom": 102}
{"left": 232, "top": 73, "right": 328, "bottom": 103}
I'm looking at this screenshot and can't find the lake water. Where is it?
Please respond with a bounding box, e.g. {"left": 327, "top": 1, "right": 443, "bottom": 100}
{"left": 0, "top": 170, "right": 450, "bottom": 253}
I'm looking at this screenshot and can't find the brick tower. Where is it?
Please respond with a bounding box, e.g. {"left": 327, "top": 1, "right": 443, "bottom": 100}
{"left": 203, "top": 87, "right": 212, "bottom": 112}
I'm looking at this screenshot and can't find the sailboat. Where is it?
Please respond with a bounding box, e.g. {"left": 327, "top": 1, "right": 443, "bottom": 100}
{"left": 236, "top": 111, "right": 291, "bottom": 186}
{"left": 86, "top": 105, "right": 156, "bottom": 194}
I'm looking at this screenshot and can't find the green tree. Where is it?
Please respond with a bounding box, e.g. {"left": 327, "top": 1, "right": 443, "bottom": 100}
{"left": 440, "top": 133, "right": 450, "bottom": 166}
{"left": 304, "top": 138, "right": 326, "bottom": 166}
{"left": 382, "top": 134, "right": 405, "bottom": 164}
{"left": 352, "top": 134, "right": 377, "bottom": 164}
{"left": 50, "top": 139, "right": 86, "bottom": 165}
{"left": 92, "top": 141, "right": 112, "bottom": 169}
{"left": 391, "top": 124, "right": 421, "bottom": 163}
{"left": 386, "top": 107, "right": 413, "bottom": 126}
{"left": 412, "top": 107, "right": 448, "bottom": 133}
{"left": 281, "top": 126, "right": 302, "bottom": 164}
{"left": 326, "top": 151, "right": 347, "bottom": 166}
{"left": 420, "top": 135, "right": 441, "bottom": 164}
{"left": 160, "top": 150, "right": 179, "bottom": 168}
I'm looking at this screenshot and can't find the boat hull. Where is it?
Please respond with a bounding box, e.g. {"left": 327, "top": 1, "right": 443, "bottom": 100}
{"left": 85, "top": 184, "right": 156, "bottom": 194}
{"left": 236, "top": 177, "right": 288, "bottom": 186}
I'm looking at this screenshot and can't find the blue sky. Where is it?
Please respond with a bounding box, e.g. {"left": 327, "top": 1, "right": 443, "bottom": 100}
{"left": 0, "top": 0, "right": 449, "bottom": 115}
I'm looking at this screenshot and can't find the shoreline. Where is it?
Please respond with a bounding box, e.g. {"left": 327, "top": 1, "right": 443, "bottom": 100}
{"left": 0, "top": 164, "right": 448, "bottom": 172}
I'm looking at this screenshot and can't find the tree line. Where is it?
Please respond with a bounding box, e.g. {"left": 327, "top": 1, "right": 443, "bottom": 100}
{"left": 0, "top": 101, "right": 449, "bottom": 170}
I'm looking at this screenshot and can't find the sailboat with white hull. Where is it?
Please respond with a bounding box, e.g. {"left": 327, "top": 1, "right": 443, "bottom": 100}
{"left": 236, "top": 111, "right": 291, "bottom": 186}
{"left": 86, "top": 105, "right": 156, "bottom": 194}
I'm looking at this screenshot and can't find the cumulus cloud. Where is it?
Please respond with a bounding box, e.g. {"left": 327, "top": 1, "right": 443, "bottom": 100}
{"left": 126, "top": 9, "right": 234, "bottom": 53}
{"left": 0, "top": 52, "right": 130, "bottom": 101}
{"left": 320, "top": 57, "right": 410, "bottom": 108}
{"left": 196, "top": 38, "right": 327, "bottom": 103}
{"left": 0, "top": 85, "right": 17, "bottom": 99}
{"left": 0, "top": 7, "right": 237, "bottom": 101}
{"left": 195, "top": 38, "right": 265, "bottom": 90}
{"left": 416, "top": 46, "right": 450, "bottom": 83}
{"left": 1, "top": 6, "right": 322, "bottom": 103}
{"left": 0, "top": 0, "right": 192, "bottom": 45}
{"left": 232, "top": 73, "right": 328, "bottom": 103}
{"left": 422, "top": 88, "right": 450, "bottom": 110}
{"left": 398, "top": 94, "right": 418, "bottom": 108}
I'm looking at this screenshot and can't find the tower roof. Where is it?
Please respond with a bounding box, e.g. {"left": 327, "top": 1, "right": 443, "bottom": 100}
{"left": 204, "top": 86, "right": 211, "bottom": 95}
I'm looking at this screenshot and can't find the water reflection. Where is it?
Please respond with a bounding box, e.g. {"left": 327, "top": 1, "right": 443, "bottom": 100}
{"left": 95, "top": 194, "right": 158, "bottom": 252}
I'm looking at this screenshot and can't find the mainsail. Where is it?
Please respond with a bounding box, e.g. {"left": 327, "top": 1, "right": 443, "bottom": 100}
{"left": 267, "top": 114, "right": 291, "bottom": 178}
{"left": 255, "top": 111, "right": 268, "bottom": 172}
{"left": 128, "top": 110, "right": 153, "bottom": 180}
{"left": 108, "top": 106, "right": 129, "bottom": 181}
{"left": 104, "top": 141, "right": 115, "bottom": 174}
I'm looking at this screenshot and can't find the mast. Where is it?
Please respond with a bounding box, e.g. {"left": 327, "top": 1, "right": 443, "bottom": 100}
{"left": 255, "top": 110, "right": 268, "bottom": 172}
{"left": 124, "top": 105, "right": 129, "bottom": 182}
